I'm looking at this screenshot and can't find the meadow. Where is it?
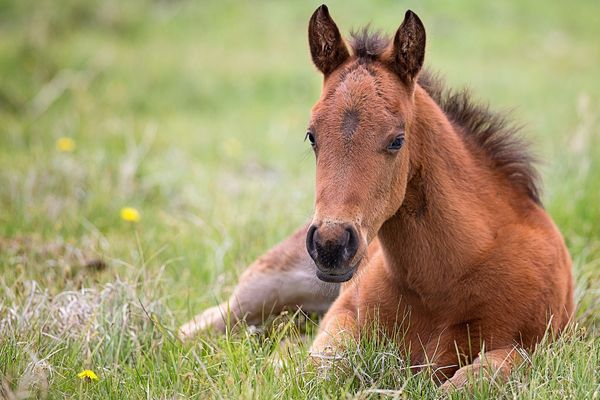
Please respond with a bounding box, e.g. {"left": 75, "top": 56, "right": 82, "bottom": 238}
{"left": 0, "top": 0, "right": 599, "bottom": 398}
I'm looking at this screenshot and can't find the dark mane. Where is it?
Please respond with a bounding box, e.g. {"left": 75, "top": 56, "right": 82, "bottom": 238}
{"left": 349, "top": 26, "right": 389, "bottom": 60}
{"left": 348, "top": 28, "right": 542, "bottom": 205}
{"left": 418, "top": 71, "right": 542, "bottom": 205}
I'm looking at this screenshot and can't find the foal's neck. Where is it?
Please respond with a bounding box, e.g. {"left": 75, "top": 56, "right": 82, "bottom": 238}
{"left": 378, "top": 86, "right": 510, "bottom": 286}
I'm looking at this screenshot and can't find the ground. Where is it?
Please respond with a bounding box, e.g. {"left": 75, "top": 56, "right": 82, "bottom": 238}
{"left": 0, "top": 0, "right": 599, "bottom": 399}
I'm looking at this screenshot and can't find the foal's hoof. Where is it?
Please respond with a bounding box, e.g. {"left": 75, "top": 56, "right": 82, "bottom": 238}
{"left": 439, "top": 364, "right": 491, "bottom": 393}
{"left": 439, "top": 368, "right": 471, "bottom": 392}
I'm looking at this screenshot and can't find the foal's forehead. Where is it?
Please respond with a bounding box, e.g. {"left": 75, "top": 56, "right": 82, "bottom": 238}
{"left": 334, "top": 64, "right": 379, "bottom": 107}
{"left": 314, "top": 61, "right": 401, "bottom": 130}
{"left": 330, "top": 63, "right": 384, "bottom": 106}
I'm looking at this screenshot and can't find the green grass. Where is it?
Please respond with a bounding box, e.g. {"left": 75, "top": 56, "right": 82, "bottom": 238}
{"left": 1, "top": 0, "right": 599, "bottom": 398}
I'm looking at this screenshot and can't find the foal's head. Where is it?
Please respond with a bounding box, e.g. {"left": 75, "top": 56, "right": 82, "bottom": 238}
{"left": 304, "top": 5, "right": 426, "bottom": 282}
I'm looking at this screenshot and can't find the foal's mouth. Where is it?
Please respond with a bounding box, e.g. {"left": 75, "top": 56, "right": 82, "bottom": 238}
{"left": 315, "top": 262, "right": 359, "bottom": 283}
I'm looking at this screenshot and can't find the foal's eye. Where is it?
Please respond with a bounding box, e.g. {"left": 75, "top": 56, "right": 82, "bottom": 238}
{"left": 305, "top": 131, "right": 316, "bottom": 147}
{"left": 388, "top": 135, "right": 405, "bottom": 151}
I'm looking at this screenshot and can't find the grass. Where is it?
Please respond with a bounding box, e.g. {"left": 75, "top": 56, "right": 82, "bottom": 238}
{"left": 0, "top": 0, "right": 599, "bottom": 398}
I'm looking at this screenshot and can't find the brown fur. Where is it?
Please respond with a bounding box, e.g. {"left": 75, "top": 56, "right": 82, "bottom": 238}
{"left": 180, "top": 6, "right": 573, "bottom": 391}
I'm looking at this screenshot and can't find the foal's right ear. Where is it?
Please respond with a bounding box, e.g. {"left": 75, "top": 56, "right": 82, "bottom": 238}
{"left": 308, "top": 5, "right": 350, "bottom": 76}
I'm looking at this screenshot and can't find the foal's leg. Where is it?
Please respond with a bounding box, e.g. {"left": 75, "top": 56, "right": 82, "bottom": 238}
{"left": 309, "top": 294, "right": 359, "bottom": 357}
{"left": 440, "top": 347, "right": 521, "bottom": 391}
{"left": 179, "top": 224, "right": 340, "bottom": 340}
{"left": 421, "top": 325, "right": 520, "bottom": 389}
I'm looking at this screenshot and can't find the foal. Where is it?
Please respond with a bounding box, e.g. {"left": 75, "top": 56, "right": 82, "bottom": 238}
{"left": 180, "top": 5, "right": 574, "bottom": 389}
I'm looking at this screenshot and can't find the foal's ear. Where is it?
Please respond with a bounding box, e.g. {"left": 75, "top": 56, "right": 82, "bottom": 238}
{"left": 389, "top": 10, "right": 426, "bottom": 86}
{"left": 308, "top": 5, "right": 350, "bottom": 75}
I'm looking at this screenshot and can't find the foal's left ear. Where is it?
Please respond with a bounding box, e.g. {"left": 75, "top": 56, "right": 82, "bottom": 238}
{"left": 308, "top": 5, "right": 350, "bottom": 76}
{"left": 388, "top": 10, "right": 426, "bottom": 87}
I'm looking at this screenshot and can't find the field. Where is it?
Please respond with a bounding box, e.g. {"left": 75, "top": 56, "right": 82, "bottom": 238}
{"left": 1, "top": 0, "right": 599, "bottom": 398}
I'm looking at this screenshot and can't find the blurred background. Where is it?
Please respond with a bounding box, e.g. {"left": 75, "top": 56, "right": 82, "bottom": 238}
{"left": 1, "top": 1, "right": 599, "bottom": 397}
{"left": 1, "top": 0, "right": 599, "bottom": 318}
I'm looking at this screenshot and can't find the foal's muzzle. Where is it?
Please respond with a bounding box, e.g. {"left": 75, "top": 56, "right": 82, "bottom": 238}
{"left": 306, "top": 222, "right": 360, "bottom": 282}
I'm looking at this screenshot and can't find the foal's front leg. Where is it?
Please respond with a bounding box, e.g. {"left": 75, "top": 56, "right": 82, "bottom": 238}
{"left": 179, "top": 224, "right": 340, "bottom": 340}
{"left": 309, "top": 285, "right": 359, "bottom": 359}
{"left": 440, "top": 347, "right": 521, "bottom": 391}
{"left": 422, "top": 325, "right": 521, "bottom": 390}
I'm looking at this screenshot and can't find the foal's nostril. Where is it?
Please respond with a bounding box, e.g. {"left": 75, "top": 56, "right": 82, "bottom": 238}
{"left": 343, "top": 225, "right": 359, "bottom": 260}
{"left": 340, "top": 228, "right": 350, "bottom": 248}
{"left": 306, "top": 224, "right": 318, "bottom": 260}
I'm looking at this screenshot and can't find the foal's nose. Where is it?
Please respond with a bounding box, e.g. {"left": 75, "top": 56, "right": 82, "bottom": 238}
{"left": 306, "top": 222, "right": 359, "bottom": 273}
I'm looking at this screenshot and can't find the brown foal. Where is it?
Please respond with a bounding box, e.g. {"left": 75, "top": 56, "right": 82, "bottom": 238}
{"left": 180, "top": 5, "right": 574, "bottom": 390}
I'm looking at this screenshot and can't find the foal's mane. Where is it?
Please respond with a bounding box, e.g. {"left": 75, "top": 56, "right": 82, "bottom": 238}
{"left": 349, "top": 28, "right": 542, "bottom": 205}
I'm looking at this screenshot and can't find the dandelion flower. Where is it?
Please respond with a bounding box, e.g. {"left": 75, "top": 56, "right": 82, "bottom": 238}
{"left": 77, "top": 369, "right": 99, "bottom": 381}
{"left": 120, "top": 207, "right": 141, "bottom": 223}
{"left": 56, "top": 137, "right": 76, "bottom": 152}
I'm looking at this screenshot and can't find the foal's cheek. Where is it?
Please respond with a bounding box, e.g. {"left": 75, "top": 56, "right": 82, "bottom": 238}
{"left": 389, "top": 158, "right": 410, "bottom": 208}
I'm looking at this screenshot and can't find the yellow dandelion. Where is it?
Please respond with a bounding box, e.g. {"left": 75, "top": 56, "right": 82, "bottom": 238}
{"left": 56, "top": 137, "right": 76, "bottom": 152}
{"left": 77, "top": 369, "right": 99, "bottom": 381}
{"left": 120, "top": 207, "right": 141, "bottom": 223}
